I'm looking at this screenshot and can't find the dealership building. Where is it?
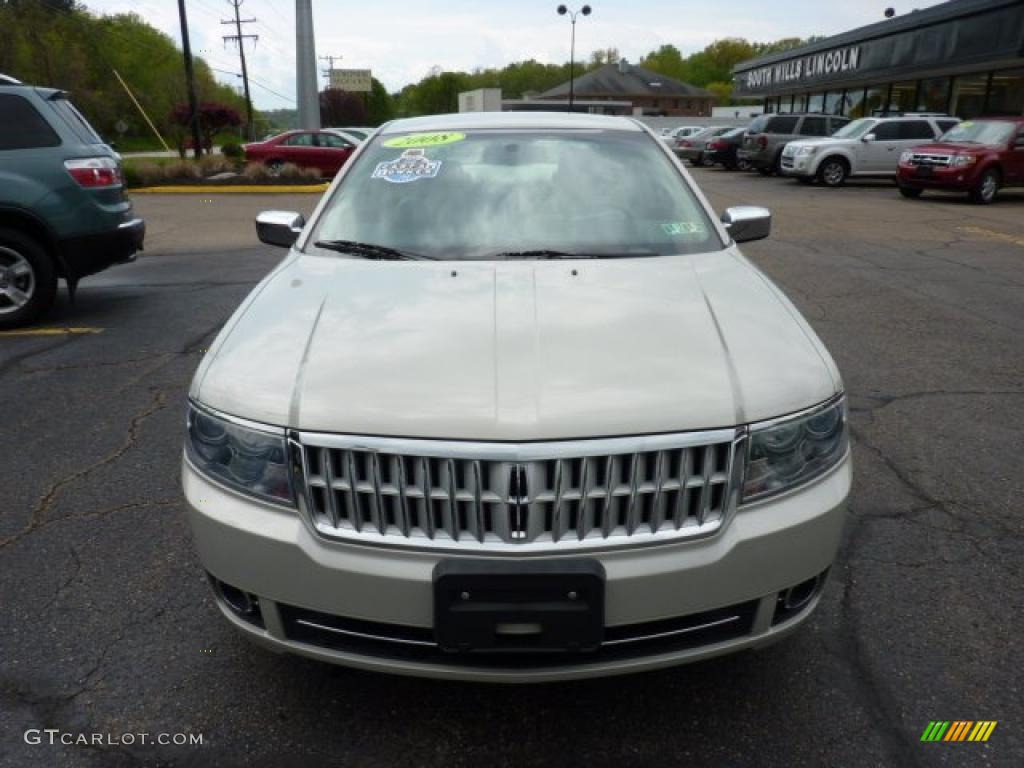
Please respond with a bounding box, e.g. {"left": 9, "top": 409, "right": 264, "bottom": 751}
{"left": 732, "top": 0, "right": 1024, "bottom": 119}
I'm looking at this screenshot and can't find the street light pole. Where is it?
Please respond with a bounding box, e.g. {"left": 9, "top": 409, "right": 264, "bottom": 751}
{"left": 556, "top": 4, "right": 591, "bottom": 113}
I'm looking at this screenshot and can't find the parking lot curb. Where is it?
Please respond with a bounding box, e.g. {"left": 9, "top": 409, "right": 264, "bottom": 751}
{"left": 130, "top": 184, "right": 330, "bottom": 194}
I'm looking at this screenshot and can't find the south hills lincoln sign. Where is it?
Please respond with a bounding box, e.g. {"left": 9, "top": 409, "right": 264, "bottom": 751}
{"left": 741, "top": 45, "right": 863, "bottom": 91}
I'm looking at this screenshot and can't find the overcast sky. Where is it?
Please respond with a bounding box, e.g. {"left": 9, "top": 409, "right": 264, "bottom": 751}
{"left": 82, "top": 0, "right": 945, "bottom": 110}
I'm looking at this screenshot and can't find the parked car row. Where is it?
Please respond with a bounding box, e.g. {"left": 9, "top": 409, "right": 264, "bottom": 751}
{"left": 676, "top": 111, "right": 1024, "bottom": 205}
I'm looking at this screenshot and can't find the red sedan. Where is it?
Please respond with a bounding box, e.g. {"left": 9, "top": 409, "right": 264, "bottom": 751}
{"left": 243, "top": 130, "right": 355, "bottom": 177}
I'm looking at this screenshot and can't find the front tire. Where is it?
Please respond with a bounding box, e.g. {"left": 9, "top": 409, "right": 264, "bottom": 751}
{"left": 266, "top": 159, "right": 284, "bottom": 177}
{"left": 0, "top": 228, "right": 57, "bottom": 329}
{"left": 969, "top": 169, "right": 999, "bottom": 204}
{"left": 817, "top": 157, "right": 848, "bottom": 187}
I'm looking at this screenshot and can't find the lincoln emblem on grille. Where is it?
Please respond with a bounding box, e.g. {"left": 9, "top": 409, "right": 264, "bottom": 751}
{"left": 508, "top": 464, "right": 529, "bottom": 540}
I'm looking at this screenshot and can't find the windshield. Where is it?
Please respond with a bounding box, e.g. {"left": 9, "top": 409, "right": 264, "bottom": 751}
{"left": 310, "top": 129, "right": 721, "bottom": 260}
{"left": 831, "top": 118, "right": 875, "bottom": 139}
{"left": 939, "top": 120, "right": 1015, "bottom": 145}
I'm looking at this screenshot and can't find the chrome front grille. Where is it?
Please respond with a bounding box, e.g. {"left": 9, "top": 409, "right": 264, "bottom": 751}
{"left": 296, "top": 430, "right": 743, "bottom": 552}
{"left": 910, "top": 153, "right": 952, "bottom": 166}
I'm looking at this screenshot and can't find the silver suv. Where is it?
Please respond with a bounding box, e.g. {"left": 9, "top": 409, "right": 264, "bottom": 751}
{"left": 781, "top": 115, "right": 960, "bottom": 186}
{"left": 738, "top": 113, "right": 850, "bottom": 175}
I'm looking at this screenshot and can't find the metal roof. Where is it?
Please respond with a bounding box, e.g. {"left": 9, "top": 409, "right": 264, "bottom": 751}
{"left": 538, "top": 61, "right": 712, "bottom": 99}
{"left": 733, "top": 0, "right": 1023, "bottom": 73}
{"left": 379, "top": 111, "right": 645, "bottom": 134}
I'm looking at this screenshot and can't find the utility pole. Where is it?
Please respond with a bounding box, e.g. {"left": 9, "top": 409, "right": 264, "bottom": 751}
{"left": 222, "top": 0, "right": 257, "bottom": 141}
{"left": 320, "top": 54, "right": 342, "bottom": 88}
{"left": 176, "top": 0, "right": 204, "bottom": 158}
{"left": 296, "top": 0, "right": 320, "bottom": 129}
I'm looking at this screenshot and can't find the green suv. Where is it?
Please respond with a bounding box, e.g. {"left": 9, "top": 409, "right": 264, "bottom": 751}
{"left": 0, "top": 76, "right": 144, "bottom": 327}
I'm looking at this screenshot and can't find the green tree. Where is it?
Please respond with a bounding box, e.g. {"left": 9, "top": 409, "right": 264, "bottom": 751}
{"left": 365, "top": 78, "right": 395, "bottom": 125}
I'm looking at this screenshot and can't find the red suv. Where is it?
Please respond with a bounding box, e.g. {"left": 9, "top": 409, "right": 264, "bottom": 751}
{"left": 897, "top": 118, "right": 1024, "bottom": 204}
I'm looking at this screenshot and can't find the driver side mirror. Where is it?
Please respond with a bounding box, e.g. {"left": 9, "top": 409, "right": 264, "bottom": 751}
{"left": 862, "top": 133, "right": 876, "bottom": 143}
{"left": 256, "top": 210, "right": 305, "bottom": 248}
{"left": 721, "top": 206, "right": 771, "bottom": 244}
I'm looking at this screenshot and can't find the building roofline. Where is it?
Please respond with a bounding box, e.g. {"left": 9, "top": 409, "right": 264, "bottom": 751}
{"left": 732, "top": 0, "right": 1022, "bottom": 74}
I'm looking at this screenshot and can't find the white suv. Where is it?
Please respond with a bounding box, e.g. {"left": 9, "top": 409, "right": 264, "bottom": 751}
{"left": 182, "top": 113, "right": 851, "bottom": 682}
{"left": 781, "top": 115, "right": 960, "bottom": 186}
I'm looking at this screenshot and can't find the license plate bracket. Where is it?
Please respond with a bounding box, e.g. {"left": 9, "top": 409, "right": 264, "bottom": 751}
{"left": 914, "top": 165, "right": 934, "bottom": 177}
{"left": 433, "top": 559, "right": 605, "bottom": 653}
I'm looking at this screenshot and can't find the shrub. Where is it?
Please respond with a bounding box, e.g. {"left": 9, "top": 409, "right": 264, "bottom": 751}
{"left": 162, "top": 160, "right": 202, "bottom": 181}
{"left": 277, "top": 162, "right": 323, "bottom": 182}
{"left": 242, "top": 162, "right": 272, "bottom": 181}
{"left": 221, "top": 142, "right": 243, "bottom": 158}
{"left": 197, "top": 154, "right": 233, "bottom": 176}
{"left": 124, "top": 161, "right": 165, "bottom": 188}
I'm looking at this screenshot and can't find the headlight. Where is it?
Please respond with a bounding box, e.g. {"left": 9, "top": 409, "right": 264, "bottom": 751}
{"left": 742, "top": 398, "right": 848, "bottom": 503}
{"left": 951, "top": 154, "right": 976, "bottom": 167}
{"left": 796, "top": 145, "right": 818, "bottom": 156}
{"left": 185, "top": 402, "right": 294, "bottom": 505}
{"left": 899, "top": 151, "right": 914, "bottom": 164}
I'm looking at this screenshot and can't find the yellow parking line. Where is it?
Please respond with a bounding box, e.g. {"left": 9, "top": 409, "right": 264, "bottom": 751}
{"left": 0, "top": 327, "right": 104, "bottom": 337}
{"left": 956, "top": 225, "right": 1024, "bottom": 247}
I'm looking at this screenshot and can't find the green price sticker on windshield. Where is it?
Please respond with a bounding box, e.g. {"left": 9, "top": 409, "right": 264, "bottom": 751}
{"left": 382, "top": 132, "right": 466, "bottom": 149}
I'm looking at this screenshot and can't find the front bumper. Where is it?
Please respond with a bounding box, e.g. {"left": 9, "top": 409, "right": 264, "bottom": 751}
{"left": 57, "top": 216, "right": 145, "bottom": 280}
{"left": 779, "top": 154, "right": 816, "bottom": 177}
{"left": 182, "top": 452, "right": 851, "bottom": 682}
{"left": 897, "top": 166, "right": 979, "bottom": 191}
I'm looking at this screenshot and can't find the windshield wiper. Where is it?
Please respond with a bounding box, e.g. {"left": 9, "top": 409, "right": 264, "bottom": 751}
{"left": 489, "top": 249, "right": 660, "bottom": 260}
{"left": 489, "top": 250, "right": 603, "bottom": 260}
{"left": 313, "top": 240, "right": 432, "bottom": 260}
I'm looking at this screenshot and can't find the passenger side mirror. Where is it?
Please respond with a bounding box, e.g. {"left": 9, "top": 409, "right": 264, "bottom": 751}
{"left": 862, "top": 133, "right": 876, "bottom": 143}
{"left": 721, "top": 206, "right": 771, "bottom": 244}
{"left": 256, "top": 210, "right": 305, "bottom": 248}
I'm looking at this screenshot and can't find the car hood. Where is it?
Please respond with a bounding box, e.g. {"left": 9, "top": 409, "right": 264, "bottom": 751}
{"left": 192, "top": 249, "right": 840, "bottom": 440}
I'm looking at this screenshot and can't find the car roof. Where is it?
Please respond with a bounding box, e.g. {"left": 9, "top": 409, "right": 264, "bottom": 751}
{"left": 379, "top": 112, "right": 645, "bottom": 135}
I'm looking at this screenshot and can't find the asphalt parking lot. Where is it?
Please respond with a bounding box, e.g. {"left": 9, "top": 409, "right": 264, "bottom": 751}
{"left": 1, "top": 171, "right": 1022, "bottom": 768}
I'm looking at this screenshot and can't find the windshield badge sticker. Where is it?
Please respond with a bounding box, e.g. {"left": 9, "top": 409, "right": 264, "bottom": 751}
{"left": 661, "top": 221, "right": 705, "bottom": 236}
{"left": 371, "top": 149, "right": 442, "bottom": 184}
{"left": 382, "top": 132, "right": 466, "bottom": 149}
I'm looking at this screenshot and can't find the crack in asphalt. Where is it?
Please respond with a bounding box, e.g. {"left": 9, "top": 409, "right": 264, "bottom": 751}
{"left": 848, "top": 388, "right": 1024, "bottom": 414}
{"left": 19, "top": 351, "right": 175, "bottom": 375}
{"left": 0, "top": 392, "right": 170, "bottom": 551}
{"left": 0, "top": 335, "right": 81, "bottom": 381}
{"left": 40, "top": 545, "right": 82, "bottom": 612}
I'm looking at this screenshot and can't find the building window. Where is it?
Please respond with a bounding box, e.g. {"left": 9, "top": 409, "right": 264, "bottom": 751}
{"left": 916, "top": 77, "right": 951, "bottom": 114}
{"left": 845, "top": 88, "right": 867, "bottom": 117}
{"left": 807, "top": 92, "right": 825, "bottom": 112}
{"left": 951, "top": 73, "right": 990, "bottom": 118}
{"left": 888, "top": 81, "right": 918, "bottom": 114}
{"left": 987, "top": 68, "right": 1024, "bottom": 116}
{"left": 764, "top": 97, "right": 774, "bottom": 114}
{"left": 824, "top": 91, "right": 843, "bottom": 115}
{"left": 865, "top": 85, "right": 890, "bottom": 116}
